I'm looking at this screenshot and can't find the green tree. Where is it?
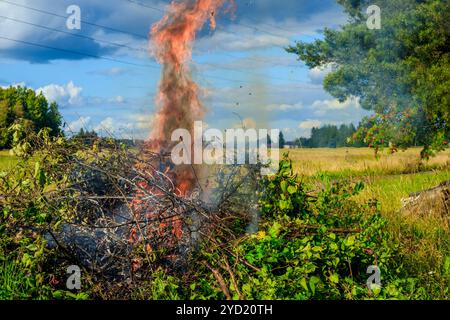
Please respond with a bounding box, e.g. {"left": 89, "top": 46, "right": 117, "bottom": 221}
{"left": 0, "top": 86, "right": 62, "bottom": 149}
{"left": 287, "top": 0, "right": 449, "bottom": 158}
{"left": 297, "top": 124, "right": 360, "bottom": 148}
{"left": 279, "top": 131, "right": 286, "bottom": 149}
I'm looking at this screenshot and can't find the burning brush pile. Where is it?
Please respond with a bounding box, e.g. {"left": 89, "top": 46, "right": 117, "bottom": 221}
{"left": 0, "top": 0, "right": 264, "bottom": 298}
{"left": 45, "top": 141, "right": 259, "bottom": 292}
{"left": 37, "top": 0, "right": 261, "bottom": 295}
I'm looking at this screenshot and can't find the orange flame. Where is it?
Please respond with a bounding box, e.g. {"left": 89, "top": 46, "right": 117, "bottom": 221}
{"left": 148, "top": 0, "right": 234, "bottom": 194}
{"left": 128, "top": 1, "right": 234, "bottom": 255}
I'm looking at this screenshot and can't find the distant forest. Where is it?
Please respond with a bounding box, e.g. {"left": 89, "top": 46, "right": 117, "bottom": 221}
{"left": 293, "top": 124, "right": 366, "bottom": 148}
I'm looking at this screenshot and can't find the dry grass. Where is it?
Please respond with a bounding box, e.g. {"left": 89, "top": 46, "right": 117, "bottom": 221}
{"left": 286, "top": 147, "right": 449, "bottom": 177}
{"left": 287, "top": 147, "right": 450, "bottom": 298}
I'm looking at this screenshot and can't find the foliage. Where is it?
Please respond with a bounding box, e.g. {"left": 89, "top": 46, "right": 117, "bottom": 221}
{"left": 0, "top": 124, "right": 87, "bottom": 299}
{"left": 279, "top": 131, "right": 286, "bottom": 149}
{"left": 0, "top": 125, "right": 445, "bottom": 300}
{"left": 287, "top": 0, "right": 449, "bottom": 158}
{"left": 296, "top": 123, "right": 363, "bottom": 148}
{"left": 0, "top": 86, "right": 62, "bottom": 149}
{"left": 143, "top": 156, "right": 428, "bottom": 300}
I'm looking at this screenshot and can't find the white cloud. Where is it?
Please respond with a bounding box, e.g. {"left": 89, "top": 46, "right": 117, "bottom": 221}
{"left": 94, "top": 117, "right": 115, "bottom": 133}
{"left": 66, "top": 116, "right": 91, "bottom": 133}
{"left": 130, "top": 114, "right": 154, "bottom": 130}
{"left": 93, "top": 117, "right": 143, "bottom": 139}
{"left": 299, "top": 119, "right": 322, "bottom": 129}
{"left": 196, "top": 7, "right": 347, "bottom": 53}
{"left": 266, "top": 103, "right": 303, "bottom": 112}
{"left": 311, "top": 97, "right": 360, "bottom": 113}
{"left": 308, "top": 64, "right": 334, "bottom": 84}
{"left": 36, "top": 81, "right": 83, "bottom": 106}
{"left": 111, "top": 95, "right": 125, "bottom": 104}
{"left": 198, "top": 29, "right": 290, "bottom": 52}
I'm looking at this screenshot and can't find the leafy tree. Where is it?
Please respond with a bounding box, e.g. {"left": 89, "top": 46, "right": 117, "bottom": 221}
{"left": 295, "top": 124, "right": 361, "bottom": 148}
{"left": 279, "top": 131, "right": 286, "bottom": 148}
{"left": 0, "top": 86, "right": 62, "bottom": 149}
{"left": 287, "top": 0, "right": 449, "bottom": 158}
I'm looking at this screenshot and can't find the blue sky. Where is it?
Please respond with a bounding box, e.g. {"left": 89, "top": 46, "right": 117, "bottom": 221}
{"left": 0, "top": 0, "right": 371, "bottom": 140}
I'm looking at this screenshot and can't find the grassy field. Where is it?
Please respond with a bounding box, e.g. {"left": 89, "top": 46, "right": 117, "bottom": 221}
{"left": 287, "top": 147, "right": 450, "bottom": 297}
{"left": 0, "top": 150, "right": 18, "bottom": 172}
{"left": 286, "top": 147, "right": 449, "bottom": 211}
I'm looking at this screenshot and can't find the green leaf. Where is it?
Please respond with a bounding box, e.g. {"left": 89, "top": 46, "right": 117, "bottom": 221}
{"left": 269, "top": 222, "right": 282, "bottom": 237}
{"left": 26, "top": 244, "right": 38, "bottom": 251}
{"left": 280, "top": 181, "right": 288, "bottom": 193}
{"left": 309, "top": 276, "right": 320, "bottom": 295}
{"left": 34, "top": 162, "right": 40, "bottom": 178}
{"left": 287, "top": 185, "right": 298, "bottom": 194}
{"left": 330, "top": 273, "right": 339, "bottom": 284}
{"left": 346, "top": 236, "right": 355, "bottom": 246}
{"left": 299, "top": 278, "right": 308, "bottom": 292}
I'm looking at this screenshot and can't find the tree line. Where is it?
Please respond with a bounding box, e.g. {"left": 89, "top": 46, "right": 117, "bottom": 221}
{"left": 291, "top": 124, "right": 367, "bottom": 148}
{"left": 0, "top": 86, "right": 61, "bottom": 149}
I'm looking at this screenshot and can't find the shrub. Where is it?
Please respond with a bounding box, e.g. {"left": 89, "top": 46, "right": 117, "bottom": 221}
{"left": 144, "top": 156, "right": 428, "bottom": 300}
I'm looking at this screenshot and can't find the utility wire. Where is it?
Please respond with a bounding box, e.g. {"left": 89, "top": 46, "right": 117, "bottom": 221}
{"left": 123, "top": 0, "right": 300, "bottom": 67}
{"left": 0, "top": 1, "right": 308, "bottom": 84}
{"left": 124, "top": 0, "right": 164, "bottom": 13}
{"left": 0, "top": 35, "right": 257, "bottom": 84}
{"left": 0, "top": 17, "right": 303, "bottom": 83}
{"left": 0, "top": 0, "right": 148, "bottom": 39}
{"left": 0, "top": 15, "right": 147, "bottom": 53}
{"left": 0, "top": 35, "right": 158, "bottom": 68}
{"left": 124, "top": 0, "right": 290, "bottom": 38}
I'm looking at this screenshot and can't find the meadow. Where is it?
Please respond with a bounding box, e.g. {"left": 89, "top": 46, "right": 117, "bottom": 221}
{"left": 287, "top": 147, "right": 450, "bottom": 297}
{"left": 286, "top": 147, "right": 449, "bottom": 211}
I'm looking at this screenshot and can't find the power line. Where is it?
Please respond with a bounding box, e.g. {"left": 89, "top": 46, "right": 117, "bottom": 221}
{"left": 2, "top": 0, "right": 296, "bottom": 69}
{"left": 0, "top": 1, "right": 308, "bottom": 85}
{"left": 1, "top": 16, "right": 302, "bottom": 83}
{"left": 228, "top": 20, "right": 288, "bottom": 38}
{"left": 125, "top": 0, "right": 164, "bottom": 13}
{"left": 218, "top": 51, "right": 300, "bottom": 68}
{"left": 0, "top": 0, "right": 148, "bottom": 39}
{"left": 239, "top": 12, "right": 299, "bottom": 35}
{"left": 122, "top": 0, "right": 289, "bottom": 39}
{"left": 122, "top": 0, "right": 299, "bottom": 67}
{"left": 0, "top": 15, "right": 147, "bottom": 53}
{"left": 0, "top": 35, "right": 158, "bottom": 68}
{"left": 0, "top": 35, "right": 255, "bottom": 84}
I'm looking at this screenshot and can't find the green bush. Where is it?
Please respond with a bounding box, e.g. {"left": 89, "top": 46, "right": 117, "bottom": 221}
{"left": 143, "top": 156, "right": 428, "bottom": 300}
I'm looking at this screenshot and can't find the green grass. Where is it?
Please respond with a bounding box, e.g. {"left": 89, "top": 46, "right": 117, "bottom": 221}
{"left": 0, "top": 260, "right": 34, "bottom": 300}
{"left": 288, "top": 147, "right": 450, "bottom": 299}
{"left": 359, "top": 170, "right": 450, "bottom": 213}
{"left": 0, "top": 150, "right": 18, "bottom": 172}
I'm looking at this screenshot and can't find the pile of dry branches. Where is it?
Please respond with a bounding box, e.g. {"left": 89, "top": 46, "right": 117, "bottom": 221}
{"left": 38, "top": 137, "right": 260, "bottom": 296}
